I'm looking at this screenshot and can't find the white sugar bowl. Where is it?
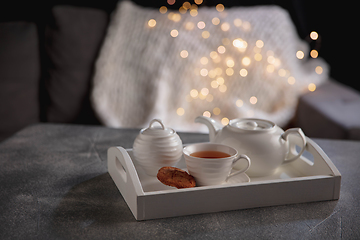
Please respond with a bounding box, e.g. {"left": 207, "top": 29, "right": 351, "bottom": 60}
{"left": 133, "top": 119, "right": 183, "bottom": 176}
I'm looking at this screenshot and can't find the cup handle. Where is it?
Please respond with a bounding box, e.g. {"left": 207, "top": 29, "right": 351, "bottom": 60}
{"left": 282, "top": 128, "right": 307, "bottom": 163}
{"left": 226, "top": 154, "right": 251, "bottom": 181}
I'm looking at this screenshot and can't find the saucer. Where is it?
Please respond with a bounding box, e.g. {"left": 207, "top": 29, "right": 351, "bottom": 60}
{"left": 185, "top": 168, "right": 250, "bottom": 187}
{"left": 222, "top": 172, "right": 250, "bottom": 185}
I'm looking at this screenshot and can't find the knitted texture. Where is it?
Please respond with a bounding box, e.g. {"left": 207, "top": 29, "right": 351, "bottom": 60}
{"left": 92, "top": 1, "right": 328, "bottom": 131}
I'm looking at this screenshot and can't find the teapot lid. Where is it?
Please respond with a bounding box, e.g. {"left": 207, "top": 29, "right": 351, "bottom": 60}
{"left": 229, "top": 118, "right": 275, "bottom": 131}
{"left": 141, "top": 119, "right": 175, "bottom": 137}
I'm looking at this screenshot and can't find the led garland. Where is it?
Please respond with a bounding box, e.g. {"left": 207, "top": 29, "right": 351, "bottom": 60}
{"left": 147, "top": 1, "right": 323, "bottom": 125}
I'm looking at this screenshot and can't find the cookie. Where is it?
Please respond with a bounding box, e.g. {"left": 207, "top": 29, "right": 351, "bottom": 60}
{"left": 157, "top": 166, "right": 196, "bottom": 189}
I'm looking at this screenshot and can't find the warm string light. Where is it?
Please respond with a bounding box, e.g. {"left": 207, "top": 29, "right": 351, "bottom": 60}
{"left": 249, "top": 96, "right": 258, "bottom": 105}
{"left": 150, "top": 3, "right": 322, "bottom": 122}
{"left": 167, "top": 0, "right": 175, "bottom": 5}
{"left": 296, "top": 50, "right": 304, "bottom": 59}
{"left": 310, "top": 49, "right": 318, "bottom": 58}
{"left": 197, "top": 21, "right": 205, "bottom": 29}
{"left": 216, "top": 4, "right": 224, "bottom": 12}
{"left": 148, "top": 19, "right": 156, "bottom": 28}
{"left": 203, "top": 110, "right": 211, "bottom": 117}
{"left": 239, "top": 69, "right": 248, "bottom": 77}
{"left": 221, "top": 117, "right": 229, "bottom": 125}
{"left": 168, "top": 12, "right": 181, "bottom": 22}
{"left": 236, "top": 99, "right": 243, "bottom": 107}
{"left": 293, "top": 31, "right": 323, "bottom": 93}
{"left": 308, "top": 83, "right": 316, "bottom": 92}
{"left": 159, "top": 6, "right": 167, "bottom": 14}
{"left": 170, "top": 29, "right": 179, "bottom": 37}
{"left": 213, "top": 107, "right": 221, "bottom": 115}
{"left": 180, "top": 50, "right": 188, "bottom": 58}
{"left": 176, "top": 107, "right": 185, "bottom": 115}
{"left": 315, "top": 66, "right": 323, "bottom": 74}
{"left": 202, "top": 31, "right": 210, "bottom": 39}
{"left": 310, "top": 31, "right": 318, "bottom": 40}
{"left": 288, "top": 76, "right": 296, "bottom": 85}
{"left": 297, "top": 31, "right": 321, "bottom": 59}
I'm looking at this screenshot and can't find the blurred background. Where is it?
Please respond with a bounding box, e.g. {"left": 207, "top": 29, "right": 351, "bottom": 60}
{"left": 1, "top": 0, "right": 359, "bottom": 141}
{"left": 1, "top": 0, "right": 356, "bottom": 89}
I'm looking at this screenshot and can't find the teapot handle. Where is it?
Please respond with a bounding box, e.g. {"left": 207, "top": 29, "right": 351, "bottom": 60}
{"left": 281, "top": 128, "right": 307, "bottom": 163}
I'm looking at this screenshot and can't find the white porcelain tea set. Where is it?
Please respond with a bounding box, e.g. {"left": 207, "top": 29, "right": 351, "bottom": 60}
{"left": 133, "top": 116, "right": 307, "bottom": 186}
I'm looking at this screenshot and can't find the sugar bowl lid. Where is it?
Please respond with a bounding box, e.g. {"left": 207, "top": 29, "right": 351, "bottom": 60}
{"left": 140, "top": 119, "right": 175, "bottom": 137}
{"left": 229, "top": 118, "right": 275, "bottom": 131}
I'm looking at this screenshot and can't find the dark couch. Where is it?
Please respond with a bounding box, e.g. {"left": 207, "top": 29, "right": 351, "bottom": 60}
{"left": 1, "top": 0, "right": 360, "bottom": 142}
{"left": 0, "top": 3, "right": 111, "bottom": 142}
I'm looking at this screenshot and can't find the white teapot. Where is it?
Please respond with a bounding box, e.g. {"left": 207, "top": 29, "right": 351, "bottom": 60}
{"left": 195, "top": 116, "right": 307, "bottom": 177}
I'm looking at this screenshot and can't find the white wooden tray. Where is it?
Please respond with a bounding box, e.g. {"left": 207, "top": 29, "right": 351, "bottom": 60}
{"left": 108, "top": 137, "right": 341, "bottom": 221}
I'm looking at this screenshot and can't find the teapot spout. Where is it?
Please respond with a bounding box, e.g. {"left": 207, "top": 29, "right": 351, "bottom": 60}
{"left": 195, "top": 116, "right": 223, "bottom": 142}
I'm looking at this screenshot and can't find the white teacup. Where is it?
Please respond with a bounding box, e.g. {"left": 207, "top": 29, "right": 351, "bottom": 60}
{"left": 183, "top": 143, "right": 251, "bottom": 186}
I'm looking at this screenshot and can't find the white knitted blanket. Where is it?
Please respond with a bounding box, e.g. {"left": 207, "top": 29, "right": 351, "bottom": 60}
{"left": 92, "top": 1, "right": 328, "bottom": 131}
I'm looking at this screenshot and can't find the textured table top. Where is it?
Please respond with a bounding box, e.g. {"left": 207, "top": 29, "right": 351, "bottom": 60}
{"left": 0, "top": 123, "right": 359, "bottom": 239}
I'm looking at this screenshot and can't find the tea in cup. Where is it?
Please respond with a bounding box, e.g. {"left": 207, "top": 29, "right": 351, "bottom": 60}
{"left": 183, "top": 143, "right": 251, "bottom": 186}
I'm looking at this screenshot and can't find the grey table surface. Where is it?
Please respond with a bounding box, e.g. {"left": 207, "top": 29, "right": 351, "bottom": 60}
{"left": 0, "top": 123, "right": 359, "bottom": 239}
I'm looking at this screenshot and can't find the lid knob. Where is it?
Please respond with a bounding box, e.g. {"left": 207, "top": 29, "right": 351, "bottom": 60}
{"left": 141, "top": 119, "right": 174, "bottom": 136}
{"left": 245, "top": 121, "right": 258, "bottom": 129}
{"left": 230, "top": 118, "right": 275, "bottom": 131}
{"left": 149, "top": 119, "right": 165, "bottom": 130}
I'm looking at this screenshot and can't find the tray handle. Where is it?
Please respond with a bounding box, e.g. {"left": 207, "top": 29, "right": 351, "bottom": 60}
{"left": 108, "top": 147, "right": 144, "bottom": 218}
{"left": 288, "top": 136, "right": 341, "bottom": 176}
{"left": 108, "top": 146, "right": 144, "bottom": 195}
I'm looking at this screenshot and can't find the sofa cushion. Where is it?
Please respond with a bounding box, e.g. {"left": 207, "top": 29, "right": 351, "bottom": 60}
{"left": 296, "top": 81, "right": 360, "bottom": 140}
{"left": 0, "top": 22, "right": 40, "bottom": 141}
{"left": 44, "top": 5, "right": 108, "bottom": 124}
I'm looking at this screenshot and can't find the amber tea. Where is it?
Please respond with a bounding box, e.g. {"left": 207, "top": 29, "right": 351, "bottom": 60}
{"left": 190, "top": 151, "right": 231, "bottom": 159}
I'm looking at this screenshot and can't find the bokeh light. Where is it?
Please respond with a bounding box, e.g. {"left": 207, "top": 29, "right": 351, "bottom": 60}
{"left": 310, "top": 31, "right": 318, "bottom": 40}
{"left": 216, "top": 4, "right": 225, "bottom": 12}
{"left": 180, "top": 50, "right": 188, "bottom": 58}
{"left": 170, "top": 29, "right": 179, "bottom": 37}
{"left": 148, "top": 19, "right": 156, "bottom": 28}
{"left": 308, "top": 83, "right": 316, "bottom": 92}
